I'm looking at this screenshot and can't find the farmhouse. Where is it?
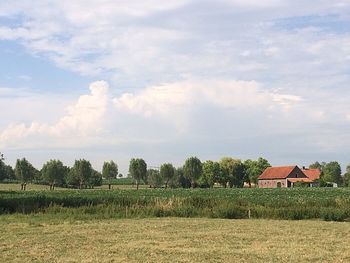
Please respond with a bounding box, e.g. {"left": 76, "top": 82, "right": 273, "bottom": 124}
{"left": 258, "top": 165, "right": 320, "bottom": 188}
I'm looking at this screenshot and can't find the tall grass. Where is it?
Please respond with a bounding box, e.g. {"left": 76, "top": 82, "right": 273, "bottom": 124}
{"left": 1, "top": 188, "right": 350, "bottom": 221}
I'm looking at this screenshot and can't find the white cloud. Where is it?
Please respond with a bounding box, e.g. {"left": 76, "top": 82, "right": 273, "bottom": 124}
{"left": 0, "top": 0, "right": 349, "bottom": 87}
{"left": 114, "top": 79, "right": 302, "bottom": 117}
{"left": 0, "top": 81, "right": 109, "bottom": 148}
{"left": 0, "top": 79, "right": 349, "bottom": 171}
{"left": 220, "top": 0, "right": 287, "bottom": 8}
{"left": 0, "top": 79, "right": 306, "bottom": 149}
{"left": 1, "top": 1, "right": 350, "bottom": 169}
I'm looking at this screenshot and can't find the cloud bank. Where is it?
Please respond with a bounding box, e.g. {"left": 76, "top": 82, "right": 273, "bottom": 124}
{"left": 0, "top": 79, "right": 339, "bottom": 151}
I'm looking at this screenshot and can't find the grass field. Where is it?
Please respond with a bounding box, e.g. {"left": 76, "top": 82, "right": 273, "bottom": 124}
{"left": 0, "top": 183, "right": 67, "bottom": 191}
{"left": 1, "top": 216, "right": 349, "bottom": 262}
{"left": 0, "top": 183, "right": 150, "bottom": 191}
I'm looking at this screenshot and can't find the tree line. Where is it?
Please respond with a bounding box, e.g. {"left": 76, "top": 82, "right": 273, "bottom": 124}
{"left": 0, "top": 153, "right": 115, "bottom": 190}
{"left": 131, "top": 156, "right": 272, "bottom": 189}
{"left": 1, "top": 151, "right": 350, "bottom": 189}
{"left": 143, "top": 159, "right": 350, "bottom": 188}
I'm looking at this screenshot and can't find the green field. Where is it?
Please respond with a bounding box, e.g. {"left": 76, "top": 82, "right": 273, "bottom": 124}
{"left": 0, "top": 183, "right": 149, "bottom": 191}
{"left": 1, "top": 187, "right": 350, "bottom": 221}
{"left": 1, "top": 216, "right": 349, "bottom": 262}
{"left": 0, "top": 183, "right": 67, "bottom": 191}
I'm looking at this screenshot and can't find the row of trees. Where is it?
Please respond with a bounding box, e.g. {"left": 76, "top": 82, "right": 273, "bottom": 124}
{"left": 129, "top": 157, "right": 271, "bottom": 189}
{"left": 132, "top": 158, "right": 350, "bottom": 189}
{"left": 1, "top": 151, "right": 350, "bottom": 189}
{"left": 0, "top": 153, "right": 111, "bottom": 190}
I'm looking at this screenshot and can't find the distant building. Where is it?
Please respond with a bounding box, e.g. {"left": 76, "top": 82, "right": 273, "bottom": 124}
{"left": 258, "top": 165, "right": 321, "bottom": 188}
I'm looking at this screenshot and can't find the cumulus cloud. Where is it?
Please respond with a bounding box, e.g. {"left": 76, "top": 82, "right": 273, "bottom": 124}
{"left": 0, "top": 81, "right": 109, "bottom": 148}
{"left": 0, "top": 79, "right": 307, "bottom": 149}
{"left": 114, "top": 79, "right": 302, "bottom": 117}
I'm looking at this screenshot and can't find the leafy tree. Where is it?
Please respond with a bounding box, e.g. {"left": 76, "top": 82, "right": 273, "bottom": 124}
{"left": 200, "top": 160, "right": 221, "bottom": 188}
{"left": 70, "top": 159, "right": 93, "bottom": 189}
{"left": 160, "top": 163, "right": 175, "bottom": 188}
{"left": 220, "top": 157, "right": 246, "bottom": 188}
{"left": 88, "top": 169, "right": 103, "bottom": 188}
{"left": 41, "top": 160, "right": 68, "bottom": 190}
{"left": 0, "top": 153, "right": 13, "bottom": 181}
{"left": 0, "top": 159, "right": 6, "bottom": 181}
{"left": 65, "top": 168, "right": 79, "bottom": 187}
{"left": 148, "top": 169, "right": 163, "bottom": 188}
{"left": 4, "top": 165, "right": 15, "bottom": 180}
{"left": 183, "top": 157, "right": 202, "bottom": 188}
{"left": 15, "top": 158, "right": 36, "bottom": 190}
{"left": 344, "top": 165, "right": 350, "bottom": 187}
{"left": 322, "top": 161, "right": 342, "bottom": 186}
{"left": 244, "top": 157, "right": 271, "bottom": 187}
{"left": 102, "top": 161, "right": 118, "bottom": 189}
{"left": 129, "top": 158, "right": 147, "bottom": 190}
{"left": 309, "top": 161, "right": 325, "bottom": 171}
{"left": 176, "top": 167, "right": 191, "bottom": 188}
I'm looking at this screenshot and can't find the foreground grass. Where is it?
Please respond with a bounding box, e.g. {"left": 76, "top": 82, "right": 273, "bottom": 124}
{"left": 0, "top": 216, "right": 349, "bottom": 262}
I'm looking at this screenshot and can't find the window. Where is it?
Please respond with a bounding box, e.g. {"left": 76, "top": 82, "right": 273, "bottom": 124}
{"left": 277, "top": 182, "right": 282, "bottom": 188}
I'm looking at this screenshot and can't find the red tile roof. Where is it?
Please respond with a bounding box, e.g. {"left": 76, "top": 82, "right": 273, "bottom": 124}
{"left": 302, "top": 169, "right": 321, "bottom": 181}
{"left": 258, "top": 166, "right": 297, "bottom": 180}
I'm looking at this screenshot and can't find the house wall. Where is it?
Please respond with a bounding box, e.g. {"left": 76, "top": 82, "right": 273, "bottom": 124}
{"left": 258, "top": 179, "right": 287, "bottom": 188}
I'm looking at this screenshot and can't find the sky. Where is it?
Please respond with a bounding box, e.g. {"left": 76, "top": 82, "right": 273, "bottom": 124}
{"left": 0, "top": 0, "right": 350, "bottom": 174}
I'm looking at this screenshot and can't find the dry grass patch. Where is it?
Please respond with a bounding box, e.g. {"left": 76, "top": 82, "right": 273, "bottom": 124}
{"left": 1, "top": 217, "right": 350, "bottom": 262}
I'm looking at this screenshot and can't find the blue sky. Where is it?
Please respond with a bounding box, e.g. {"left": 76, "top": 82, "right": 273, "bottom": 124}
{"left": 0, "top": 0, "right": 350, "bottom": 174}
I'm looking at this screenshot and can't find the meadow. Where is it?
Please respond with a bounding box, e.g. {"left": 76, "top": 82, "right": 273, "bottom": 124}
{"left": 1, "top": 187, "right": 350, "bottom": 221}
{"left": 1, "top": 216, "right": 349, "bottom": 262}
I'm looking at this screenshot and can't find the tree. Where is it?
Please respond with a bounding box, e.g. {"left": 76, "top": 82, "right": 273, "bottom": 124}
{"left": 65, "top": 168, "right": 79, "bottom": 187}
{"left": 148, "top": 169, "right": 163, "bottom": 188}
{"left": 344, "top": 165, "right": 350, "bottom": 187}
{"left": 70, "top": 159, "right": 93, "bottom": 189}
{"left": 160, "top": 163, "right": 175, "bottom": 188}
{"left": 220, "top": 157, "right": 246, "bottom": 188}
{"left": 0, "top": 152, "right": 11, "bottom": 182}
{"left": 244, "top": 157, "right": 271, "bottom": 187}
{"left": 309, "top": 161, "right": 325, "bottom": 171}
{"left": 177, "top": 167, "right": 191, "bottom": 188}
{"left": 200, "top": 160, "right": 221, "bottom": 188}
{"left": 183, "top": 157, "right": 202, "bottom": 188}
{"left": 89, "top": 169, "right": 103, "bottom": 188}
{"left": 102, "top": 161, "right": 118, "bottom": 189}
{"left": 15, "top": 158, "right": 35, "bottom": 190}
{"left": 129, "top": 158, "right": 147, "bottom": 190}
{"left": 322, "top": 161, "right": 342, "bottom": 186}
{"left": 0, "top": 159, "right": 6, "bottom": 181}
{"left": 41, "top": 160, "right": 68, "bottom": 190}
{"left": 4, "top": 165, "right": 15, "bottom": 180}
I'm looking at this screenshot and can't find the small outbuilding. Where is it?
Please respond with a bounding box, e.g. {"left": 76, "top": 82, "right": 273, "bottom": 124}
{"left": 258, "top": 165, "right": 320, "bottom": 188}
